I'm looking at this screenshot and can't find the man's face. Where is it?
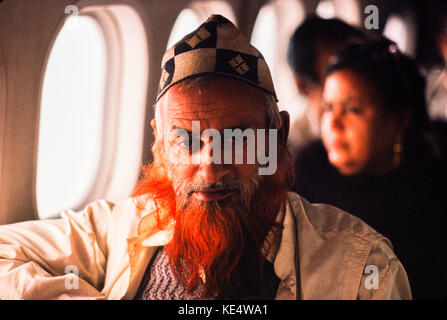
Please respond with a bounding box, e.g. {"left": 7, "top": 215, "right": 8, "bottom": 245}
{"left": 154, "top": 78, "right": 269, "bottom": 210}
{"left": 138, "top": 77, "right": 291, "bottom": 298}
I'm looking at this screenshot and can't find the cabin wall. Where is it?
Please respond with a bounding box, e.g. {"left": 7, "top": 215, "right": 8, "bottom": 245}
{"left": 0, "top": 0, "right": 73, "bottom": 224}
{"left": 0, "top": 0, "right": 273, "bottom": 224}
{"left": 0, "top": 0, "right": 423, "bottom": 224}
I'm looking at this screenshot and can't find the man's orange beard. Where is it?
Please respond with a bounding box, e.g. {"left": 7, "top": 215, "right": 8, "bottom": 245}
{"left": 133, "top": 140, "right": 294, "bottom": 299}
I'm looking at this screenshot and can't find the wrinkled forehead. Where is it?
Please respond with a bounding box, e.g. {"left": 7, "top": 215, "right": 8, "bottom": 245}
{"left": 158, "top": 78, "right": 269, "bottom": 133}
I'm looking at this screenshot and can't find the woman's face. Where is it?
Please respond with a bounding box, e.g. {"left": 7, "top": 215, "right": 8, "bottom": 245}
{"left": 321, "top": 70, "right": 401, "bottom": 176}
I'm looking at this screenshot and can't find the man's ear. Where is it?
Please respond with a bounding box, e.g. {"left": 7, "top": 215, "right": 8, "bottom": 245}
{"left": 279, "top": 111, "right": 290, "bottom": 147}
{"left": 151, "top": 119, "right": 158, "bottom": 137}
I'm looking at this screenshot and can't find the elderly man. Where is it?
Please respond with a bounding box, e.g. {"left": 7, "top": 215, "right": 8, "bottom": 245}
{"left": 0, "top": 15, "right": 410, "bottom": 300}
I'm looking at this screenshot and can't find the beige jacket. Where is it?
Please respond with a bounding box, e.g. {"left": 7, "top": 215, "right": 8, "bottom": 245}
{"left": 0, "top": 192, "right": 411, "bottom": 300}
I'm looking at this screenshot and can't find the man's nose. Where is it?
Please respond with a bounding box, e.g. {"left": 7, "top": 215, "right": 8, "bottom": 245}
{"left": 329, "top": 108, "right": 344, "bottom": 131}
{"left": 197, "top": 143, "right": 230, "bottom": 183}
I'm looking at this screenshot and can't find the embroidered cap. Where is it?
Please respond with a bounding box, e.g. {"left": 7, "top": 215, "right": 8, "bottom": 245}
{"left": 157, "top": 14, "right": 277, "bottom": 101}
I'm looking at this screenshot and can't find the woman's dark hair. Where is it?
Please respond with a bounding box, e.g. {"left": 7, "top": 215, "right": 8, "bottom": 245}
{"left": 325, "top": 38, "right": 430, "bottom": 161}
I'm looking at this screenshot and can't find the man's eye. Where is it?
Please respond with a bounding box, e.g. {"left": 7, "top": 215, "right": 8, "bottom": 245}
{"left": 322, "top": 104, "right": 333, "bottom": 113}
{"left": 178, "top": 139, "right": 191, "bottom": 147}
{"left": 347, "top": 106, "right": 362, "bottom": 114}
{"left": 178, "top": 137, "right": 202, "bottom": 151}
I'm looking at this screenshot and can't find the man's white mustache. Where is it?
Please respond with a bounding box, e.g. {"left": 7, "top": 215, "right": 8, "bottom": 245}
{"left": 185, "top": 179, "right": 243, "bottom": 196}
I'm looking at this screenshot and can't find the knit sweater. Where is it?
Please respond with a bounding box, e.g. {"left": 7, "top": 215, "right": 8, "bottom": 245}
{"left": 134, "top": 247, "right": 281, "bottom": 300}
{"left": 134, "top": 247, "right": 208, "bottom": 300}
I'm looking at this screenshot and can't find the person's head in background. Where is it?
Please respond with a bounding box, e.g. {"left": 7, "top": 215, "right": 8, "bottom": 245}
{"left": 287, "top": 16, "right": 366, "bottom": 116}
{"left": 321, "top": 39, "right": 429, "bottom": 176}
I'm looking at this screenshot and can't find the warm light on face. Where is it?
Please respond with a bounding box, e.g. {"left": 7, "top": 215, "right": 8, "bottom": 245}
{"left": 157, "top": 79, "right": 281, "bottom": 205}
{"left": 165, "top": 122, "right": 278, "bottom": 176}
{"left": 321, "top": 70, "right": 399, "bottom": 176}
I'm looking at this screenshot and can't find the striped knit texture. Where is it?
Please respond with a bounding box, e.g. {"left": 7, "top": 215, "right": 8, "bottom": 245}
{"left": 135, "top": 247, "right": 209, "bottom": 300}
{"left": 134, "top": 247, "right": 281, "bottom": 300}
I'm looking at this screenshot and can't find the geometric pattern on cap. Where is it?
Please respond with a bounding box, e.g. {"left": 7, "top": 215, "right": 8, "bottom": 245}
{"left": 157, "top": 14, "right": 277, "bottom": 102}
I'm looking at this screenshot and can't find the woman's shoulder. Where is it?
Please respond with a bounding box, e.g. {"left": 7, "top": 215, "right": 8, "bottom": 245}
{"left": 293, "top": 139, "right": 338, "bottom": 180}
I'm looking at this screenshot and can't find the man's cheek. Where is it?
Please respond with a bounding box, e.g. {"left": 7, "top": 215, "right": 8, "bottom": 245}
{"left": 164, "top": 145, "right": 189, "bottom": 166}
{"left": 233, "top": 163, "right": 258, "bottom": 180}
{"left": 166, "top": 163, "right": 192, "bottom": 190}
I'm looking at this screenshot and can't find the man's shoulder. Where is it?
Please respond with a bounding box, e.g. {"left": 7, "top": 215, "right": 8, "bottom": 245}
{"left": 91, "top": 195, "right": 156, "bottom": 216}
{"left": 286, "top": 192, "right": 387, "bottom": 246}
{"left": 284, "top": 192, "right": 409, "bottom": 299}
{"left": 77, "top": 195, "right": 158, "bottom": 235}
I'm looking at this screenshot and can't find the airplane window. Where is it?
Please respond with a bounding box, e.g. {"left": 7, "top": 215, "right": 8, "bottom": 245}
{"left": 191, "top": 0, "right": 237, "bottom": 25}
{"left": 384, "top": 16, "right": 408, "bottom": 52}
{"left": 37, "top": 15, "right": 107, "bottom": 219}
{"left": 37, "top": 5, "right": 148, "bottom": 219}
{"left": 384, "top": 14, "right": 416, "bottom": 57}
{"left": 94, "top": 5, "right": 148, "bottom": 207}
{"left": 167, "top": 9, "right": 201, "bottom": 49}
{"left": 333, "top": 0, "right": 361, "bottom": 26}
{"left": 316, "top": 0, "right": 336, "bottom": 19}
{"left": 251, "top": 0, "right": 306, "bottom": 122}
{"left": 317, "top": 0, "right": 361, "bottom": 26}
{"left": 251, "top": 4, "right": 277, "bottom": 74}
{"left": 167, "top": 1, "right": 237, "bottom": 49}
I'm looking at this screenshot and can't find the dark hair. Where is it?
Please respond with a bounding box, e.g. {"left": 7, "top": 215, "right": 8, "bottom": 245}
{"left": 326, "top": 39, "right": 430, "bottom": 160}
{"left": 287, "top": 15, "right": 365, "bottom": 85}
{"left": 435, "top": 0, "right": 447, "bottom": 36}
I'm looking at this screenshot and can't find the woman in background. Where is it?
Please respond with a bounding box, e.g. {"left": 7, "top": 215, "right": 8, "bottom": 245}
{"left": 292, "top": 40, "right": 446, "bottom": 299}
